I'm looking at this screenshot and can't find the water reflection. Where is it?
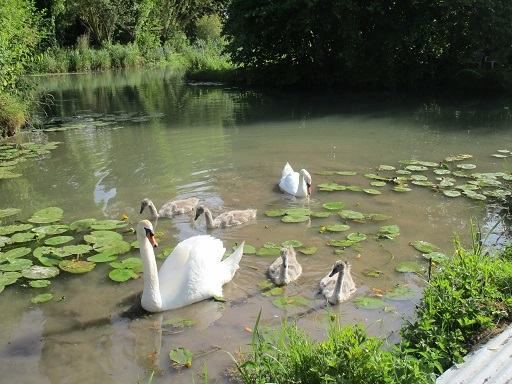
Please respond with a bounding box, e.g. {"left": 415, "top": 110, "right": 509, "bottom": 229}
{"left": 0, "top": 68, "right": 511, "bottom": 382}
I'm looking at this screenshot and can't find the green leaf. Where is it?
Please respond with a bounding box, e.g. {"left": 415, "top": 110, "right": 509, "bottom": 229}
{"left": 256, "top": 247, "right": 281, "bottom": 257}
{"left": 29, "top": 280, "right": 51, "bottom": 288}
{"left": 281, "top": 240, "right": 303, "bottom": 247}
{"left": 32, "top": 225, "right": 69, "bottom": 235}
{"left": 347, "top": 232, "right": 367, "bottom": 242}
{"left": 169, "top": 348, "right": 193, "bottom": 367}
{"left": 354, "top": 297, "right": 387, "bottom": 309}
{"left": 396, "top": 261, "right": 423, "bottom": 273}
{"left": 162, "top": 318, "right": 197, "bottom": 328}
{"left": 109, "top": 268, "right": 137, "bottom": 282}
{"left": 410, "top": 240, "right": 438, "bottom": 253}
{"left": 0, "top": 208, "right": 21, "bottom": 218}
{"left": 109, "top": 257, "right": 142, "bottom": 271}
{"left": 384, "top": 285, "right": 418, "bottom": 300}
{"left": 325, "top": 224, "right": 350, "bottom": 232}
{"left": 22, "top": 265, "right": 59, "bottom": 279}
{"left": 281, "top": 215, "right": 309, "bottom": 223}
{"left": 338, "top": 210, "right": 365, "bottom": 220}
{"left": 45, "top": 235, "right": 74, "bottom": 246}
{"left": 0, "top": 224, "right": 34, "bottom": 235}
{"left": 297, "top": 246, "right": 317, "bottom": 255}
{"left": 90, "top": 220, "right": 128, "bottom": 230}
{"left": 0, "top": 258, "right": 33, "bottom": 271}
{"left": 59, "top": 260, "right": 96, "bottom": 274}
{"left": 28, "top": 207, "right": 63, "bottom": 224}
{"left": 2, "top": 247, "right": 31, "bottom": 259}
{"left": 69, "top": 218, "right": 97, "bottom": 231}
{"left": 84, "top": 230, "right": 123, "bottom": 244}
{"left": 31, "top": 293, "right": 53, "bottom": 303}
{"left": 0, "top": 271, "right": 22, "bottom": 285}
{"left": 323, "top": 202, "right": 345, "bottom": 210}
{"left": 87, "top": 252, "right": 117, "bottom": 263}
{"left": 63, "top": 244, "right": 93, "bottom": 255}
{"left": 272, "top": 296, "right": 310, "bottom": 310}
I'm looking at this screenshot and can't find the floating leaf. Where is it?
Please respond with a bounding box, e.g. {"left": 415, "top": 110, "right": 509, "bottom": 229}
{"left": 265, "top": 209, "right": 287, "bottom": 217}
{"left": 284, "top": 208, "right": 313, "bottom": 216}
{"left": 311, "top": 211, "right": 332, "bottom": 218}
{"left": 393, "top": 186, "right": 412, "bottom": 192}
{"left": 406, "top": 165, "right": 428, "bottom": 171}
{"left": 84, "top": 230, "right": 123, "bottom": 244}
{"left": 162, "top": 318, "right": 197, "bottom": 328}
{"left": 335, "top": 171, "right": 357, "bottom": 176}
{"left": 410, "top": 240, "right": 438, "bottom": 253}
{"left": 282, "top": 215, "right": 309, "bottom": 223}
{"left": 367, "top": 213, "right": 392, "bottom": 221}
{"left": 347, "top": 185, "right": 364, "bottom": 192}
{"left": 256, "top": 247, "right": 281, "bottom": 257}
{"left": 0, "top": 271, "right": 22, "bottom": 285}
{"left": 59, "top": 260, "right": 96, "bottom": 274}
{"left": 363, "top": 189, "right": 381, "bottom": 195}
{"left": 110, "top": 257, "right": 143, "bottom": 271}
{"left": 354, "top": 297, "right": 387, "bottom": 309}
{"left": 2, "top": 247, "right": 31, "bottom": 259}
{"left": 90, "top": 220, "right": 128, "bottom": 230}
{"left": 29, "top": 280, "right": 51, "bottom": 288}
{"left": 326, "top": 224, "right": 350, "bottom": 232}
{"left": 87, "top": 252, "right": 117, "bottom": 263}
{"left": 323, "top": 202, "right": 345, "bottom": 210}
{"left": 362, "top": 269, "right": 381, "bottom": 277}
{"left": 28, "top": 207, "right": 63, "bottom": 224}
{"left": 22, "top": 266, "right": 60, "bottom": 279}
{"left": 0, "top": 223, "right": 33, "bottom": 235}
{"left": 379, "top": 225, "right": 400, "bottom": 234}
{"left": 328, "top": 240, "right": 355, "bottom": 247}
{"left": 384, "top": 286, "right": 417, "bottom": 300}
{"left": 32, "top": 225, "right": 69, "bottom": 235}
{"left": 0, "top": 258, "right": 33, "bottom": 271}
{"left": 33, "top": 246, "right": 71, "bottom": 258}
{"left": 370, "top": 181, "right": 387, "bottom": 187}
{"left": 318, "top": 183, "right": 347, "bottom": 191}
{"left": 11, "top": 232, "right": 42, "bottom": 243}
{"left": 272, "top": 296, "right": 310, "bottom": 310}
{"left": 457, "top": 163, "right": 477, "bottom": 170}
{"left": 45, "top": 235, "right": 74, "bottom": 246}
{"left": 338, "top": 210, "right": 365, "bottom": 220}
{"left": 423, "top": 252, "right": 448, "bottom": 263}
{"left": 262, "top": 287, "right": 283, "bottom": 297}
{"left": 109, "top": 268, "right": 137, "bottom": 282}
{"left": 240, "top": 244, "right": 256, "bottom": 254}
{"left": 93, "top": 240, "right": 131, "bottom": 255}
{"left": 297, "top": 246, "right": 317, "bottom": 255}
{"left": 443, "top": 190, "right": 461, "bottom": 197}
{"left": 378, "top": 165, "right": 396, "bottom": 171}
{"left": 0, "top": 208, "right": 21, "bottom": 218}
{"left": 169, "top": 348, "right": 193, "bottom": 367}
{"left": 63, "top": 244, "right": 93, "bottom": 255}
{"left": 69, "top": 218, "right": 97, "bottom": 231}
{"left": 347, "top": 232, "right": 367, "bottom": 242}
{"left": 396, "top": 261, "right": 423, "bottom": 273}
{"left": 281, "top": 240, "right": 303, "bottom": 247}
{"left": 31, "top": 293, "right": 53, "bottom": 303}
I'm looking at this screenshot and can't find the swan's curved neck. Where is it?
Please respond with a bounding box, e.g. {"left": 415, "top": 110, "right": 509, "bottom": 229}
{"left": 147, "top": 202, "right": 159, "bottom": 219}
{"left": 280, "top": 258, "right": 289, "bottom": 284}
{"left": 138, "top": 232, "right": 162, "bottom": 312}
{"left": 329, "top": 270, "right": 345, "bottom": 304}
{"left": 202, "top": 208, "right": 216, "bottom": 229}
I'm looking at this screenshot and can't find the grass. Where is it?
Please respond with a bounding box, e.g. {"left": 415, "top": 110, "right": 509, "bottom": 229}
{"left": 229, "top": 227, "right": 512, "bottom": 384}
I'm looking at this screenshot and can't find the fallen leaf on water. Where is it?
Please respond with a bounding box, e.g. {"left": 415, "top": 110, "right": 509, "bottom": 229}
{"left": 245, "top": 327, "right": 253, "bottom": 333}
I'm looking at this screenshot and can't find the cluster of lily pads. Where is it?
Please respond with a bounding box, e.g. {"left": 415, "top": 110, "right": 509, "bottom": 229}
{"left": 0, "top": 141, "right": 62, "bottom": 180}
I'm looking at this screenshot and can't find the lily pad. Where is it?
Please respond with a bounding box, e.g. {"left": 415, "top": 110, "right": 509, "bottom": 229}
{"left": 457, "top": 163, "right": 477, "bottom": 170}
{"left": 370, "top": 181, "right": 387, "bottom": 187}
{"left": 297, "top": 246, "right": 317, "bottom": 255}
{"left": 281, "top": 240, "right": 303, "bottom": 247}
{"left": 318, "top": 183, "right": 347, "bottom": 191}
{"left": 410, "top": 240, "right": 438, "bottom": 253}
{"left": 110, "top": 257, "right": 143, "bottom": 271}
{"left": 35, "top": 252, "right": 63, "bottom": 267}
{"left": 384, "top": 286, "right": 417, "bottom": 300}
{"left": 84, "top": 230, "right": 123, "bottom": 244}
{"left": 272, "top": 296, "right": 310, "bottom": 310}
{"left": 0, "top": 223, "right": 34, "bottom": 235}
{"left": 33, "top": 246, "right": 71, "bottom": 258}
{"left": 87, "top": 252, "right": 117, "bottom": 263}
{"left": 379, "top": 225, "right": 400, "bottom": 235}
{"left": 0, "top": 258, "right": 33, "bottom": 271}
{"left": 0, "top": 271, "right": 22, "bottom": 285}
{"left": 363, "top": 189, "right": 381, "bottom": 195}
{"left": 423, "top": 252, "right": 448, "bottom": 263}
{"left": 90, "top": 220, "right": 128, "bottom": 230}
{"left": 325, "top": 224, "right": 350, "bottom": 232}
{"left": 11, "top": 232, "right": 42, "bottom": 243}
{"left": 45, "top": 236, "right": 74, "bottom": 246}
{"left": 2, "top": 247, "right": 31, "bottom": 260}
{"left": 367, "top": 214, "right": 392, "bottom": 221}
{"left": 311, "top": 211, "right": 332, "bottom": 218}
{"left": 93, "top": 240, "right": 131, "bottom": 255}
{"left": 63, "top": 244, "right": 93, "bottom": 255}
{"left": 262, "top": 287, "right": 284, "bottom": 297}
{"left": 265, "top": 209, "right": 287, "bottom": 217}
{"left": 393, "top": 186, "right": 412, "bottom": 192}
{"left": 338, "top": 210, "right": 365, "bottom": 220}
{"left": 29, "top": 280, "right": 51, "bottom": 288}
{"left": 32, "top": 225, "right": 69, "bottom": 235}
{"left": 109, "top": 268, "right": 137, "bottom": 282}
{"left": 405, "top": 165, "right": 428, "bottom": 171}
{"left": 323, "top": 202, "right": 345, "bottom": 210}
{"left": 28, "top": 207, "right": 63, "bottom": 224}
{"left": 169, "top": 348, "right": 193, "bottom": 367}
{"left": 162, "top": 318, "right": 197, "bottom": 328}
{"left": 347, "top": 185, "right": 364, "bottom": 192}
{"left": 31, "top": 293, "right": 53, "bottom": 303}
{"left": 347, "top": 232, "right": 367, "bottom": 242}
{"left": 69, "top": 218, "right": 97, "bottom": 231}
{"left": 443, "top": 190, "right": 461, "bottom": 197}
{"left": 59, "top": 260, "right": 96, "bottom": 274}
{"left": 22, "top": 265, "right": 60, "bottom": 279}
{"left": 0, "top": 208, "right": 21, "bottom": 218}
{"left": 396, "top": 261, "right": 423, "bottom": 273}
{"left": 354, "top": 297, "right": 387, "bottom": 309}
{"left": 378, "top": 165, "right": 396, "bottom": 171}
{"left": 256, "top": 247, "right": 281, "bottom": 257}
{"left": 328, "top": 240, "right": 355, "bottom": 247}
{"left": 282, "top": 215, "right": 309, "bottom": 223}
{"left": 285, "top": 208, "right": 313, "bottom": 216}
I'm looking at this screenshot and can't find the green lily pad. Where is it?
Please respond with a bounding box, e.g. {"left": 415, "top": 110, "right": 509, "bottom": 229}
{"left": 87, "top": 252, "right": 117, "bottom": 263}
{"left": 239, "top": 244, "right": 256, "bottom": 254}
{"left": 0, "top": 223, "right": 34, "bottom": 235}
{"left": 29, "top": 280, "right": 51, "bottom": 288}
{"left": 284, "top": 208, "right": 313, "bottom": 216}
{"left": 434, "top": 169, "right": 452, "bottom": 175}
{"left": 410, "top": 240, "right": 438, "bottom": 253}
{"left": 93, "top": 240, "right": 131, "bottom": 255}
{"left": 443, "top": 190, "right": 461, "bottom": 197}
{"left": 162, "top": 318, "right": 197, "bottom": 328}
{"left": 378, "top": 165, "right": 396, "bottom": 171}
{"left": 84, "top": 230, "right": 123, "bottom": 244}
{"left": 323, "top": 202, "right": 345, "bottom": 210}
{"left": 423, "top": 252, "right": 448, "bottom": 263}
{"left": 347, "top": 185, "right": 364, "bottom": 192}
{"left": 297, "top": 246, "right": 317, "bottom": 255}
{"left": 169, "top": 348, "right": 193, "bottom": 367}
{"left": 464, "top": 191, "right": 487, "bottom": 200}
{"left": 457, "top": 163, "right": 476, "bottom": 170}
{"left": 0, "top": 271, "right": 22, "bottom": 285}
{"left": 0, "top": 258, "right": 33, "bottom": 271}
{"left": 33, "top": 246, "right": 71, "bottom": 258}
{"left": 31, "top": 293, "right": 53, "bottom": 303}
{"left": 262, "top": 287, "right": 284, "bottom": 297}
{"left": 406, "top": 165, "right": 428, "bottom": 171}
{"left": 328, "top": 240, "right": 355, "bottom": 247}
{"left": 2, "top": 247, "right": 31, "bottom": 260}
{"left": 281, "top": 240, "right": 303, "bottom": 247}
{"left": 370, "top": 181, "right": 387, "bottom": 187}
{"left": 347, "top": 232, "right": 367, "bottom": 242}
{"left": 90, "top": 220, "right": 128, "bottom": 230}
{"left": 22, "top": 265, "right": 60, "bottom": 279}
{"left": 63, "top": 244, "right": 93, "bottom": 255}
{"left": 367, "top": 214, "right": 392, "bottom": 221}
{"left": 28, "top": 207, "right": 63, "bottom": 224}
{"left": 110, "top": 257, "right": 143, "bottom": 271}
{"left": 311, "top": 212, "right": 332, "bottom": 218}
{"left": 35, "top": 252, "right": 63, "bottom": 267}
{"left": 256, "top": 247, "right": 281, "bottom": 257}
{"left": 45, "top": 236, "right": 74, "bottom": 246}
{"left": 0, "top": 235, "right": 11, "bottom": 247}
{"left": 393, "top": 186, "right": 412, "bottom": 192}
{"left": 0, "top": 208, "right": 21, "bottom": 218}
{"left": 362, "top": 269, "right": 381, "bottom": 277}
{"left": 384, "top": 286, "right": 418, "bottom": 300}
{"left": 354, "top": 297, "right": 387, "bottom": 309}
{"left": 379, "top": 225, "right": 400, "bottom": 234}
{"left": 109, "top": 268, "right": 137, "bottom": 282}
{"left": 258, "top": 280, "right": 274, "bottom": 290}
{"left": 363, "top": 189, "right": 381, "bottom": 195}
{"left": 335, "top": 171, "right": 357, "bottom": 176}
{"left": 11, "top": 232, "right": 42, "bottom": 243}
{"left": 272, "top": 296, "right": 310, "bottom": 310}
{"left": 338, "top": 210, "right": 365, "bottom": 220}
{"left": 318, "top": 183, "right": 347, "bottom": 191}
{"left": 32, "top": 225, "right": 69, "bottom": 235}
{"left": 326, "top": 224, "right": 350, "bottom": 232}
{"left": 396, "top": 261, "right": 424, "bottom": 273}
{"left": 69, "top": 218, "right": 97, "bottom": 231}
{"left": 411, "top": 181, "right": 434, "bottom": 187}
{"left": 59, "top": 260, "right": 96, "bottom": 274}
{"left": 282, "top": 215, "right": 309, "bottom": 223}
{"left": 265, "top": 209, "right": 287, "bottom": 217}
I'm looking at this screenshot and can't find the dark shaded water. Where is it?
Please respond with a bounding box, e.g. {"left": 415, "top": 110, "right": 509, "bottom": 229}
{"left": 1, "top": 68, "right": 512, "bottom": 383}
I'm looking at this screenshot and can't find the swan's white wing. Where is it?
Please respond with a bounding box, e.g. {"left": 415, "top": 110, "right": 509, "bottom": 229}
{"left": 281, "top": 162, "right": 294, "bottom": 179}
{"left": 218, "top": 241, "right": 244, "bottom": 285}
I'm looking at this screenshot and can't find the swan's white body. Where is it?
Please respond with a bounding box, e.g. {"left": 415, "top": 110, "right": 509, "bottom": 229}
{"left": 140, "top": 197, "right": 199, "bottom": 219}
{"left": 268, "top": 246, "right": 302, "bottom": 286}
{"left": 194, "top": 205, "right": 257, "bottom": 229}
{"left": 320, "top": 260, "right": 356, "bottom": 304}
{"left": 278, "top": 162, "right": 312, "bottom": 197}
{"left": 137, "top": 220, "right": 244, "bottom": 312}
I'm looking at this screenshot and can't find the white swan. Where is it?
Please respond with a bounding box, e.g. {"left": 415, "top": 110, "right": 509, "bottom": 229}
{"left": 140, "top": 197, "right": 199, "bottom": 219}
{"left": 320, "top": 260, "right": 356, "bottom": 305}
{"left": 279, "top": 162, "right": 312, "bottom": 197}
{"left": 194, "top": 205, "right": 257, "bottom": 229}
{"left": 268, "top": 246, "right": 302, "bottom": 286}
{"left": 137, "top": 219, "right": 245, "bottom": 312}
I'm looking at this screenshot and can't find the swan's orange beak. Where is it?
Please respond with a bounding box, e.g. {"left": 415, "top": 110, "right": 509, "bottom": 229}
{"left": 144, "top": 227, "right": 158, "bottom": 247}
{"left": 307, "top": 183, "right": 312, "bottom": 195}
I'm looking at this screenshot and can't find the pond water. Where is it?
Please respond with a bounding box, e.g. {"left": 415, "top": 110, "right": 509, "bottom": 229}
{"left": 1, "top": 68, "right": 512, "bottom": 383}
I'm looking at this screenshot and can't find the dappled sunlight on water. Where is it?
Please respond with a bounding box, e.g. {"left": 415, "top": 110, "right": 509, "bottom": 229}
{"left": 1, "top": 69, "right": 512, "bottom": 382}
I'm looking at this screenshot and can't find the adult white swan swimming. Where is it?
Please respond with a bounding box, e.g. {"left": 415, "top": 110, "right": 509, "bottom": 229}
{"left": 136, "top": 219, "right": 245, "bottom": 312}
{"left": 278, "top": 162, "right": 312, "bottom": 197}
